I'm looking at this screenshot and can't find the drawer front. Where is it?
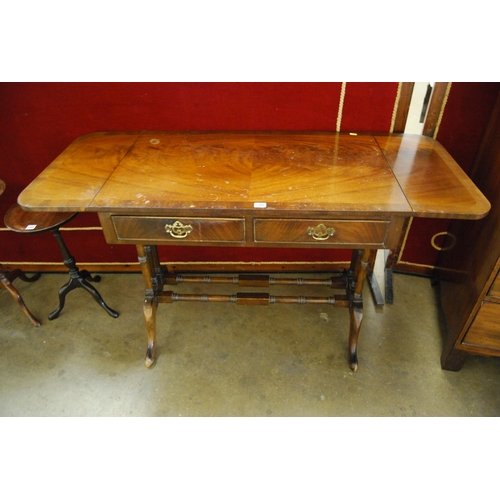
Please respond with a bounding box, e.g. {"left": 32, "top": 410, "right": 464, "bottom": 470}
{"left": 253, "top": 219, "right": 391, "bottom": 245}
{"left": 111, "top": 216, "right": 245, "bottom": 243}
{"left": 489, "top": 270, "right": 500, "bottom": 298}
{"left": 462, "top": 301, "right": 500, "bottom": 351}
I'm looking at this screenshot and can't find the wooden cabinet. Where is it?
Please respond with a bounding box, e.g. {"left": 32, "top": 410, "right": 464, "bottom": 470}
{"left": 462, "top": 301, "right": 500, "bottom": 351}
{"left": 439, "top": 90, "right": 500, "bottom": 370}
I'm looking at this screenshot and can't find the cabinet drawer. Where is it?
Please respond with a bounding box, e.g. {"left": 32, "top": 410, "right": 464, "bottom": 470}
{"left": 462, "top": 301, "right": 500, "bottom": 351}
{"left": 111, "top": 216, "right": 245, "bottom": 243}
{"left": 253, "top": 219, "right": 391, "bottom": 245}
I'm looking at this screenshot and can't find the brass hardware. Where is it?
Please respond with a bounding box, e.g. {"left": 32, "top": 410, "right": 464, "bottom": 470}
{"left": 307, "top": 223, "right": 335, "bottom": 241}
{"left": 165, "top": 221, "right": 193, "bottom": 238}
{"left": 431, "top": 231, "right": 456, "bottom": 251}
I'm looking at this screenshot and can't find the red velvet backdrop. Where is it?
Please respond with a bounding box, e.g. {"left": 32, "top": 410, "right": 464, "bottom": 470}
{"left": 1, "top": 82, "right": 496, "bottom": 274}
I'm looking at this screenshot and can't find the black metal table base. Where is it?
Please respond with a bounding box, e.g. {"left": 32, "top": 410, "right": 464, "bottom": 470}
{"left": 48, "top": 228, "right": 119, "bottom": 320}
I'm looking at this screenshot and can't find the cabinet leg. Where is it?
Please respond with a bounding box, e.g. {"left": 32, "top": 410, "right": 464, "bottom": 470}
{"left": 441, "top": 347, "right": 467, "bottom": 371}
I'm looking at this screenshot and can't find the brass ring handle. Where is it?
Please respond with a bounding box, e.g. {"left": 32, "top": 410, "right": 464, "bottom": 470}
{"left": 165, "top": 221, "right": 193, "bottom": 239}
{"left": 430, "top": 231, "right": 456, "bottom": 251}
{"left": 307, "top": 223, "right": 335, "bottom": 241}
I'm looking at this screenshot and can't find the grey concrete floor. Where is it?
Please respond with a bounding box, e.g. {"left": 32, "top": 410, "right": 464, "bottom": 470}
{"left": 1, "top": 271, "right": 500, "bottom": 417}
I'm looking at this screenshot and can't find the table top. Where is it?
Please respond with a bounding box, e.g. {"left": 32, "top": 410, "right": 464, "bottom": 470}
{"left": 5, "top": 203, "right": 77, "bottom": 234}
{"left": 18, "top": 131, "right": 490, "bottom": 220}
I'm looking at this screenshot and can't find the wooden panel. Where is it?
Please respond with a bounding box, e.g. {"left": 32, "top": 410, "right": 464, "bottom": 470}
{"left": 489, "top": 270, "right": 500, "bottom": 298}
{"left": 254, "top": 219, "right": 390, "bottom": 246}
{"left": 111, "top": 216, "right": 245, "bottom": 243}
{"left": 462, "top": 302, "right": 500, "bottom": 351}
{"left": 392, "top": 83, "right": 415, "bottom": 134}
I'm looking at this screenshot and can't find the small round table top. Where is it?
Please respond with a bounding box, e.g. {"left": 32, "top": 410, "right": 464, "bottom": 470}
{"left": 4, "top": 203, "right": 78, "bottom": 234}
{"left": 0, "top": 179, "right": 5, "bottom": 196}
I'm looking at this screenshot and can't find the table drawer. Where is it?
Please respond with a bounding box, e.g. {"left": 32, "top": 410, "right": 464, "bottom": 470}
{"left": 253, "top": 219, "right": 391, "bottom": 245}
{"left": 462, "top": 301, "right": 500, "bottom": 351}
{"left": 111, "top": 216, "right": 245, "bottom": 243}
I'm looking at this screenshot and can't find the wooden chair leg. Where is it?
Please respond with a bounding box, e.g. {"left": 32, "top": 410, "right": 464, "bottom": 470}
{"left": 0, "top": 268, "right": 41, "bottom": 327}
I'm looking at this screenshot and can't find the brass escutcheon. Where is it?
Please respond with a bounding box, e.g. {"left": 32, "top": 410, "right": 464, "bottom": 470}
{"left": 307, "top": 223, "right": 335, "bottom": 241}
{"left": 165, "top": 221, "right": 193, "bottom": 238}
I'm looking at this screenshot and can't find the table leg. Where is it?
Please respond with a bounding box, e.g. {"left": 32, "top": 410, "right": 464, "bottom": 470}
{"left": 48, "top": 228, "right": 119, "bottom": 320}
{"left": 137, "top": 245, "right": 163, "bottom": 367}
{"left": 348, "top": 249, "right": 374, "bottom": 372}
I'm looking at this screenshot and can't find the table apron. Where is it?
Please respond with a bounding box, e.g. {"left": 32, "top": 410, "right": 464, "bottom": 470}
{"left": 98, "top": 213, "right": 407, "bottom": 250}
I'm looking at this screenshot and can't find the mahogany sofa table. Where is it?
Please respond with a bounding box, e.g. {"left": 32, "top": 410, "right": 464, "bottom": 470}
{"left": 18, "top": 132, "right": 490, "bottom": 371}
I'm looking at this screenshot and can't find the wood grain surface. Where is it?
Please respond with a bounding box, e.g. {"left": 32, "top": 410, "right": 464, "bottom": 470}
{"left": 18, "top": 131, "right": 490, "bottom": 220}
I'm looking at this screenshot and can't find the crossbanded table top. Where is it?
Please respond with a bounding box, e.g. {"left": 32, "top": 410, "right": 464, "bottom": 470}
{"left": 18, "top": 131, "right": 490, "bottom": 220}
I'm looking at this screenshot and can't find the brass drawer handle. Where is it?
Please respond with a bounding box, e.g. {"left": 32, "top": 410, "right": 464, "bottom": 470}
{"left": 307, "top": 223, "right": 335, "bottom": 241}
{"left": 165, "top": 221, "right": 193, "bottom": 238}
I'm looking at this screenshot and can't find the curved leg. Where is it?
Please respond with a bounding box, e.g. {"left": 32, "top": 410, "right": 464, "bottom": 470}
{"left": 1, "top": 276, "right": 41, "bottom": 327}
{"left": 137, "top": 245, "right": 162, "bottom": 368}
{"left": 49, "top": 228, "right": 118, "bottom": 319}
{"left": 80, "top": 269, "right": 101, "bottom": 283}
{"left": 346, "top": 248, "right": 373, "bottom": 372}
{"left": 348, "top": 302, "right": 363, "bottom": 372}
{"left": 48, "top": 276, "right": 119, "bottom": 320}
{"left": 143, "top": 296, "right": 157, "bottom": 368}
{"left": 48, "top": 278, "right": 79, "bottom": 320}
{"left": 79, "top": 278, "right": 119, "bottom": 317}
{"left": 8, "top": 269, "right": 42, "bottom": 283}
